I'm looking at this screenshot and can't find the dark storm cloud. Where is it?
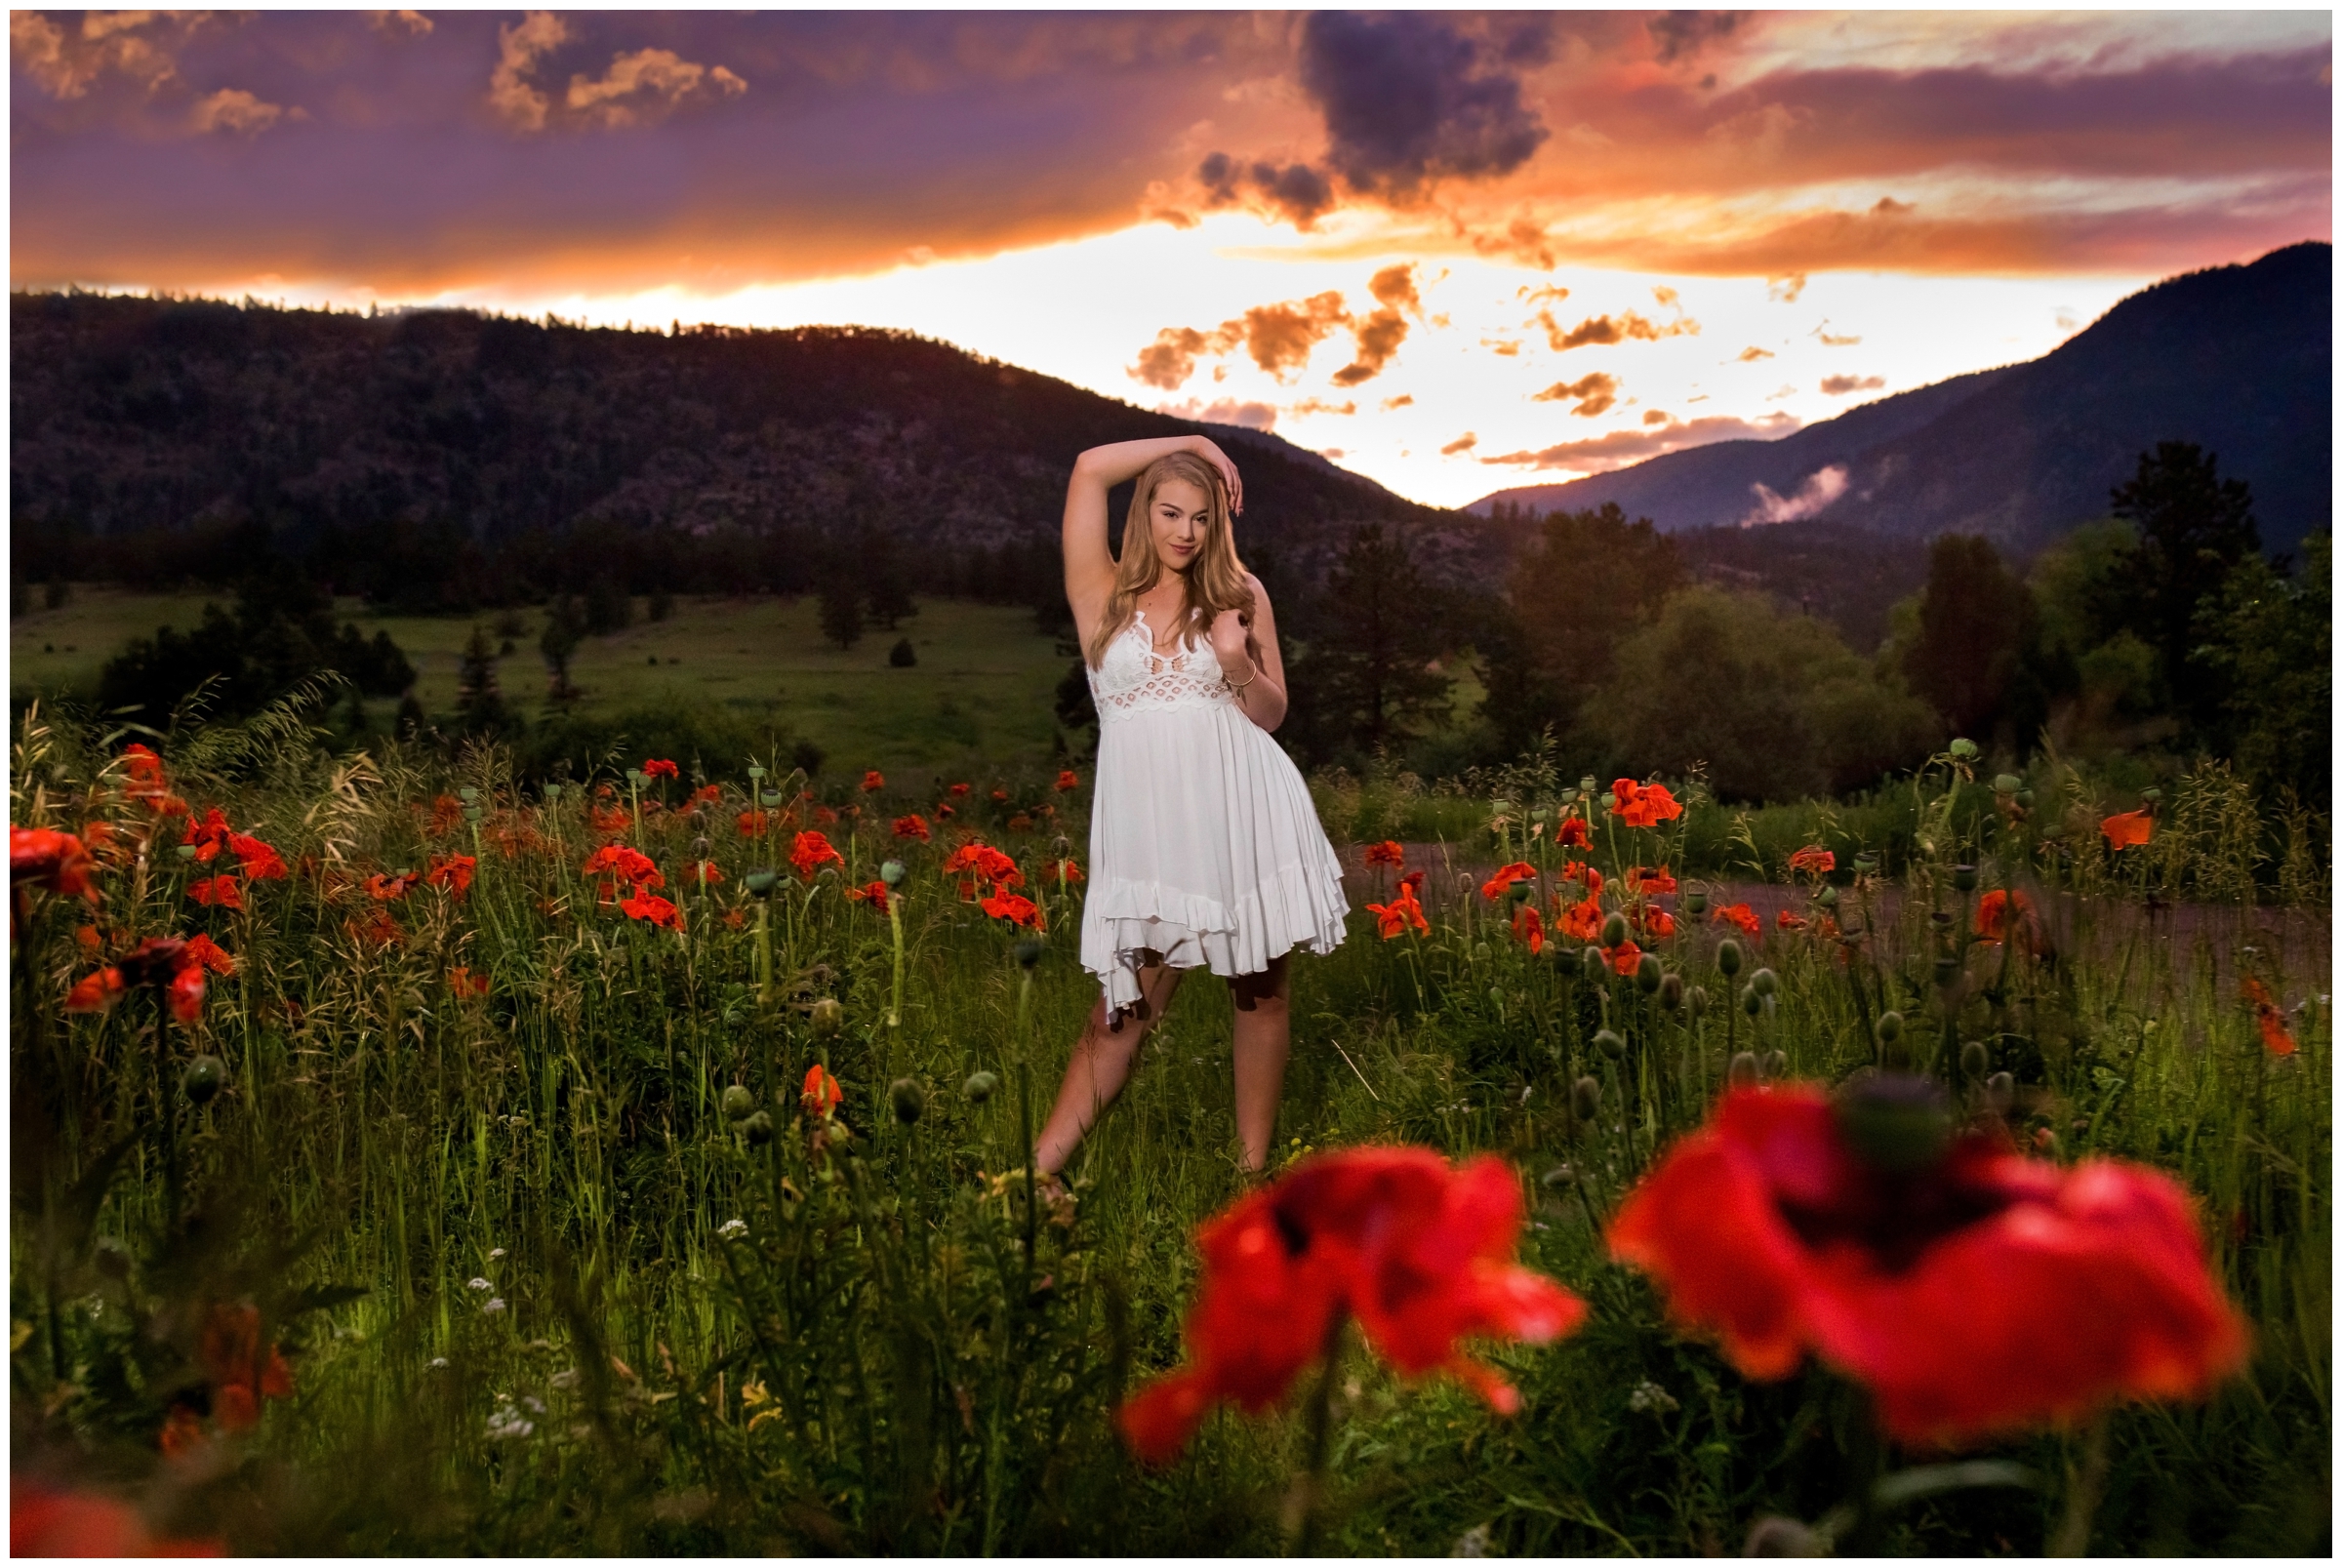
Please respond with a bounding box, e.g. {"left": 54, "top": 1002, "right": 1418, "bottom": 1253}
{"left": 1647, "top": 12, "right": 1746, "bottom": 66}
{"left": 1297, "top": 11, "right": 1551, "bottom": 196}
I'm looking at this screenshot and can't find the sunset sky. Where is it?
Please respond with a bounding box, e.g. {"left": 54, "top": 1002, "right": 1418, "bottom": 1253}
{"left": 11, "top": 10, "right": 2330, "bottom": 509}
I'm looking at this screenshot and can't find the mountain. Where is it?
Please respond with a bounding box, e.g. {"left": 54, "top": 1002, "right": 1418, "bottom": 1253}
{"left": 7, "top": 292, "right": 1506, "bottom": 593}
{"left": 1471, "top": 242, "right": 2332, "bottom": 558}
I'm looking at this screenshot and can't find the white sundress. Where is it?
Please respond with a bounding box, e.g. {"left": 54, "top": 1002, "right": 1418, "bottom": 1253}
{"left": 1080, "top": 609, "right": 1350, "bottom": 1014}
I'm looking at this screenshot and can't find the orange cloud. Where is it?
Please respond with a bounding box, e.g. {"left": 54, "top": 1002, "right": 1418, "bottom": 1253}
{"left": 1819, "top": 374, "right": 1885, "bottom": 395}
{"left": 1479, "top": 413, "right": 1799, "bottom": 474}
{"left": 1441, "top": 432, "right": 1479, "bottom": 456}
{"left": 1533, "top": 373, "right": 1621, "bottom": 418}
{"left": 566, "top": 48, "right": 747, "bottom": 130}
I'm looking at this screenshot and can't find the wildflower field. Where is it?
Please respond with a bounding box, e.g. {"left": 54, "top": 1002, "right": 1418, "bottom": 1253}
{"left": 8, "top": 698, "right": 2329, "bottom": 1556}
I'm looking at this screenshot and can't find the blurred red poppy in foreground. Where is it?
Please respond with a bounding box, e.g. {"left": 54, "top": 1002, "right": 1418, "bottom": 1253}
{"left": 1117, "top": 1147, "right": 1584, "bottom": 1464}
{"left": 12, "top": 825, "right": 101, "bottom": 903}
{"left": 11, "top": 1479, "right": 222, "bottom": 1556}
{"left": 1607, "top": 1081, "right": 2248, "bottom": 1444}
{"left": 2100, "top": 809, "right": 2154, "bottom": 850}
{"left": 2241, "top": 978, "right": 2297, "bottom": 1057}
{"left": 197, "top": 1303, "right": 296, "bottom": 1433}
{"left": 65, "top": 937, "right": 209, "bottom": 1025}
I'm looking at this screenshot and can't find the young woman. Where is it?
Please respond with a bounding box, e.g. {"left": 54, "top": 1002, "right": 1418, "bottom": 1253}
{"left": 1032, "top": 434, "right": 1349, "bottom": 1179}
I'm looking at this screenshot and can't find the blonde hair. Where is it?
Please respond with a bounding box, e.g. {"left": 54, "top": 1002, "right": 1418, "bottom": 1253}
{"left": 1084, "top": 452, "right": 1254, "bottom": 666}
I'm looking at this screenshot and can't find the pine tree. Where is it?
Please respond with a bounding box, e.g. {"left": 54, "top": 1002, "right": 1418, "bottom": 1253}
{"left": 1302, "top": 524, "right": 1454, "bottom": 761}
{"left": 820, "top": 570, "right": 865, "bottom": 651}
{"left": 456, "top": 624, "right": 511, "bottom": 734}
{"left": 2109, "top": 441, "right": 2262, "bottom": 729}
{"left": 540, "top": 595, "right": 585, "bottom": 705}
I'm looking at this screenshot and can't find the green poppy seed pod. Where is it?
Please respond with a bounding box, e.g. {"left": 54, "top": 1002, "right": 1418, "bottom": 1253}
{"left": 1540, "top": 1163, "right": 1576, "bottom": 1189}
{"left": 1875, "top": 1010, "right": 1903, "bottom": 1045}
{"left": 464, "top": 805, "right": 484, "bottom": 824}
{"left": 182, "top": 1055, "right": 224, "bottom": 1106}
{"left": 1994, "top": 773, "right": 2023, "bottom": 795}
{"left": 1960, "top": 1039, "right": 1991, "bottom": 1079}
{"left": 1814, "top": 883, "right": 1838, "bottom": 908}
{"left": 1491, "top": 798, "right": 1515, "bottom": 817}
{"left": 810, "top": 998, "right": 844, "bottom": 1037}
{"left": 1530, "top": 807, "right": 1550, "bottom": 824}
{"left": 889, "top": 1077, "right": 926, "bottom": 1125}
{"left": 627, "top": 770, "right": 646, "bottom": 788}
{"left": 879, "top": 859, "right": 908, "bottom": 888}
{"left": 543, "top": 783, "right": 564, "bottom": 803}
{"left": 1508, "top": 879, "right": 1534, "bottom": 904}
{"left": 176, "top": 842, "right": 198, "bottom": 862}
{"left": 1986, "top": 1070, "right": 2015, "bottom": 1116}
{"left": 1750, "top": 967, "right": 1778, "bottom": 997}
{"left": 1594, "top": 1028, "right": 1626, "bottom": 1061}
{"left": 1580, "top": 776, "right": 1598, "bottom": 796}
{"left": 1015, "top": 937, "right": 1045, "bottom": 970}
{"left": 1659, "top": 972, "right": 1685, "bottom": 1012}
{"left": 2139, "top": 786, "right": 2161, "bottom": 804}
{"left": 459, "top": 785, "right": 480, "bottom": 805}
{"left": 1473, "top": 941, "right": 1493, "bottom": 963}
{"left": 1834, "top": 1073, "right": 1952, "bottom": 1172}
{"left": 747, "top": 764, "right": 767, "bottom": 782}
{"left": 1741, "top": 984, "right": 1762, "bottom": 1017}
{"left": 743, "top": 1109, "right": 774, "bottom": 1146}
{"left": 1949, "top": 738, "right": 1979, "bottom": 759}
{"left": 1600, "top": 792, "right": 1619, "bottom": 813}
{"left": 745, "top": 868, "right": 778, "bottom": 898}
{"left": 1559, "top": 788, "right": 1579, "bottom": 806}
{"left": 1683, "top": 888, "right": 1708, "bottom": 916}
{"left": 963, "top": 1069, "right": 1000, "bottom": 1104}
{"left": 1571, "top": 1075, "right": 1602, "bottom": 1119}
{"left": 1580, "top": 945, "right": 1607, "bottom": 984}
{"left": 1952, "top": 864, "right": 1979, "bottom": 893}
{"left": 760, "top": 790, "right": 784, "bottom": 808}
{"left": 1716, "top": 939, "right": 1743, "bottom": 977}
{"left": 1853, "top": 853, "right": 1878, "bottom": 874}
{"left": 1761, "top": 1049, "right": 1787, "bottom": 1079}
{"left": 1685, "top": 985, "right": 1708, "bottom": 1019}
{"left": 1728, "top": 1051, "right": 1759, "bottom": 1089}
{"left": 721, "top": 1084, "right": 755, "bottom": 1122}
{"left": 2014, "top": 789, "right": 2035, "bottom": 809}
{"left": 2039, "top": 825, "right": 2063, "bottom": 844}
{"left": 1636, "top": 953, "right": 1664, "bottom": 994}
{"left": 1601, "top": 911, "right": 1630, "bottom": 949}
{"left": 1934, "top": 954, "right": 1961, "bottom": 989}
{"left": 1928, "top": 910, "right": 1954, "bottom": 931}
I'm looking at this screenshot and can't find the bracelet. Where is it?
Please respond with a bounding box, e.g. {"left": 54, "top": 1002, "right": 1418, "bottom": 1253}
{"left": 1224, "top": 662, "right": 1258, "bottom": 694}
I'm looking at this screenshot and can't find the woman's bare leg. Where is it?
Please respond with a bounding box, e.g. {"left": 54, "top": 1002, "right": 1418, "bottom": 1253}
{"left": 1033, "top": 960, "right": 1184, "bottom": 1176}
{"left": 1229, "top": 952, "right": 1292, "bottom": 1173}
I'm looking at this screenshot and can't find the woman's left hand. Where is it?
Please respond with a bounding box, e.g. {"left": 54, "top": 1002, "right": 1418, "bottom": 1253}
{"left": 1208, "top": 608, "right": 1253, "bottom": 676}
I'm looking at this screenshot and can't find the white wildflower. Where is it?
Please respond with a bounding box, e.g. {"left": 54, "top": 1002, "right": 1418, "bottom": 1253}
{"left": 1628, "top": 1379, "right": 1680, "bottom": 1416}
{"left": 426, "top": 1356, "right": 450, "bottom": 1370}
{"left": 467, "top": 1277, "right": 492, "bottom": 1292}
{"left": 482, "top": 1297, "right": 506, "bottom": 1316}
{"left": 716, "top": 1219, "right": 748, "bottom": 1241}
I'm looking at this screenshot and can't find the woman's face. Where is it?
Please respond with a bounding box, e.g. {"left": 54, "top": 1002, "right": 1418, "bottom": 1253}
{"left": 1148, "top": 477, "right": 1211, "bottom": 574}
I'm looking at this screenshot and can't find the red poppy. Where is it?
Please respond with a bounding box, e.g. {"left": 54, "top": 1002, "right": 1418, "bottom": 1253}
{"left": 691, "top": 783, "right": 723, "bottom": 806}
{"left": 1608, "top": 1083, "right": 2250, "bottom": 1444}
{"left": 1974, "top": 889, "right": 2037, "bottom": 949}
{"left": 2241, "top": 978, "right": 2297, "bottom": 1057}
{"left": 65, "top": 937, "right": 207, "bottom": 1025}
{"left": 1362, "top": 841, "right": 1405, "bottom": 869}
{"left": 642, "top": 758, "right": 679, "bottom": 780}
{"left": 987, "top": 787, "right": 1008, "bottom": 803}
{"left": 1007, "top": 813, "right": 1034, "bottom": 832}
{"left": 11, "top": 1479, "right": 223, "bottom": 1556}
{"left": 347, "top": 910, "right": 402, "bottom": 947}
{"left": 1711, "top": 903, "right": 1761, "bottom": 939}
{"left": 944, "top": 842, "right": 1023, "bottom": 898}
{"left": 588, "top": 805, "right": 632, "bottom": 836}
{"left": 1776, "top": 909, "right": 1807, "bottom": 933}
{"left": 893, "top": 814, "right": 932, "bottom": 841}
{"left": 1050, "top": 859, "right": 1085, "bottom": 887}
{"left": 736, "top": 809, "right": 770, "bottom": 838}
{"left": 1610, "top": 778, "right": 1684, "bottom": 829}
{"left": 198, "top": 1303, "right": 295, "bottom": 1433}
{"left": 1367, "top": 887, "right": 1429, "bottom": 939}
{"left": 120, "top": 744, "right": 189, "bottom": 818}
{"left": 949, "top": 783, "right": 972, "bottom": 797}
{"left": 845, "top": 880, "right": 891, "bottom": 907}
{"left": 182, "top": 807, "right": 232, "bottom": 862}
{"left": 1055, "top": 770, "right": 1081, "bottom": 791}
{"left": 1557, "top": 816, "right": 1592, "bottom": 849}
{"left": 584, "top": 844, "right": 660, "bottom": 887}
{"left": 789, "top": 830, "right": 844, "bottom": 880}
{"left": 424, "top": 794, "right": 463, "bottom": 836}
{"left": 686, "top": 860, "right": 724, "bottom": 888}
{"left": 12, "top": 825, "right": 101, "bottom": 903}
{"left": 1510, "top": 903, "right": 1546, "bottom": 954}
{"left": 935, "top": 802, "right": 955, "bottom": 819}
{"left": 228, "top": 833, "right": 287, "bottom": 881}
{"left": 982, "top": 890, "right": 1045, "bottom": 930}
{"left": 813, "top": 804, "right": 839, "bottom": 826}
{"left": 1560, "top": 862, "right": 1604, "bottom": 900}
{"left": 2100, "top": 809, "right": 2154, "bottom": 850}
{"left": 181, "top": 933, "right": 236, "bottom": 977}
{"left": 1635, "top": 905, "right": 1676, "bottom": 941}
{"left": 187, "top": 875, "right": 244, "bottom": 910}
{"left": 722, "top": 907, "right": 746, "bottom": 930}
{"left": 1603, "top": 938, "right": 1642, "bottom": 976}
{"left": 621, "top": 890, "right": 685, "bottom": 931}
{"left": 1788, "top": 845, "right": 1836, "bottom": 876}
{"left": 75, "top": 925, "right": 102, "bottom": 952}
{"left": 424, "top": 854, "right": 476, "bottom": 897}
{"left": 1556, "top": 896, "right": 1604, "bottom": 944}
{"left": 1399, "top": 869, "right": 1426, "bottom": 893}
{"left": 1627, "top": 864, "right": 1677, "bottom": 896}
{"left": 1479, "top": 862, "right": 1537, "bottom": 902}
{"left": 857, "top": 770, "right": 886, "bottom": 792}
{"left": 366, "top": 871, "right": 420, "bottom": 903}
{"left": 1117, "top": 1147, "right": 1585, "bottom": 1464}
{"left": 801, "top": 1064, "right": 844, "bottom": 1116}
{"left": 449, "top": 966, "right": 490, "bottom": 997}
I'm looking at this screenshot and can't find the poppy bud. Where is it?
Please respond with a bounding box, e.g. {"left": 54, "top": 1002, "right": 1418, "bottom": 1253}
{"left": 692, "top": 836, "right": 711, "bottom": 857}
{"left": 1875, "top": 1010, "right": 1903, "bottom": 1044}
{"left": 889, "top": 1077, "right": 926, "bottom": 1125}
{"left": 1658, "top": 972, "right": 1684, "bottom": 1011}
{"left": 1934, "top": 954, "right": 1961, "bottom": 989}
{"left": 176, "top": 843, "right": 198, "bottom": 862}
{"left": 743, "top": 1110, "right": 774, "bottom": 1146}
{"left": 1761, "top": 1048, "right": 1787, "bottom": 1079}
{"left": 543, "top": 783, "right": 564, "bottom": 803}
{"left": 1949, "top": 738, "right": 1978, "bottom": 759}
{"left": 1994, "top": 773, "right": 2023, "bottom": 795}
{"left": 1953, "top": 864, "right": 1979, "bottom": 893}
{"left": 1834, "top": 1073, "right": 1952, "bottom": 1172}
{"left": 1814, "top": 883, "right": 1838, "bottom": 908}
{"left": 721, "top": 1084, "right": 755, "bottom": 1121}
{"left": 1486, "top": 986, "right": 1506, "bottom": 1010}
{"left": 1473, "top": 942, "right": 1492, "bottom": 963}
{"left": 2014, "top": 789, "right": 2034, "bottom": 809}
{"left": 1635, "top": 953, "right": 1663, "bottom": 994}
{"left": 1685, "top": 984, "right": 1708, "bottom": 1019}
{"left": 1728, "top": 1051, "right": 1759, "bottom": 1089}
{"left": 1986, "top": 1070, "right": 2015, "bottom": 1116}
{"left": 1571, "top": 1076, "right": 1602, "bottom": 1119}
{"left": 1750, "top": 967, "right": 1778, "bottom": 997}
{"left": 1683, "top": 888, "right": 1708, "bottom": 916}
{"left": 459, "top": 785, "right": 480, "bottom": 805}
{"left": 182, "top": 1055, "right": 224, "bottom": 1105}
{"left": 1716, "top": 939, "right": 1743, "bottom": 977}
{"left": 1741, "top": 984, "right": 1761, "bottom": 1017}
{"left": 2139, "top": 786, "right": 2161, "bottom": 803}
{"left": 1508, "top": 879, "right": 1533, "bottom": 904}
{"left": 1594, "top": 1028, "right": 1625, "bottom": 1061}
{"left": 1015, "top": 937, "right": 1044, "bottom": 970}
{"left": 810, "top": 998, "right": 844, "bottom": 1037}
{"left": 745, "top": 869, "right": 778, "bottom": 898}
{"left": 1960, "top": 1040, "right": 1991, "bottom": 1079}
{"left": 880, "top": 859, "right": 908, "bottom": 888}
{"left": 963, "top": 1069, "right": 999, "bottom": 1104}
{"left": 1601, "top": 911, "right": 1629, "bottom": 949}
{"left": 1580, "top": 946, "right": 1606, "bottom": 984}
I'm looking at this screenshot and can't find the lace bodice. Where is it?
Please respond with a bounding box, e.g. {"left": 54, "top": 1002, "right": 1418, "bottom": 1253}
{"left": 1087, "top": 610, "right": 1234, "bottom": 719}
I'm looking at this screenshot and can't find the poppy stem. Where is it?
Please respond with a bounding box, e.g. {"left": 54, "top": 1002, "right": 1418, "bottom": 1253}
{"left": 2048, "top": 1413, "right": 2111, "bottom": 1555}
{"left": 1286, "top": 1309, "right": 1348, "bottom": 1556}
{"left": 1837, "top": 1386, "right": 1889, "bottom": 1554}
{"left": 155, "top": 990, "right": 182, "bottom": 1234}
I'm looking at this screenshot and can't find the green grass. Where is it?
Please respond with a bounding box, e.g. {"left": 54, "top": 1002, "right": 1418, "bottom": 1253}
{"left": 11, "top": 588, "right": 1072, "bottom": 776}
{"left": 8, "top": 708, "right": 2330, "bottom": 1555}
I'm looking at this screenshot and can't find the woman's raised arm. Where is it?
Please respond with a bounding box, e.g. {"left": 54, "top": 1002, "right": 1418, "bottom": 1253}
{"left": 1063, "top": 435, "right": 1244, "bottom": 625}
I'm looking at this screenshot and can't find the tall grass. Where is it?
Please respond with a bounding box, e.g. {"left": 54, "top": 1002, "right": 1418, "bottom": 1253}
{"left": 11, "top": 704, "right": 2329, "bottom": 1553}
